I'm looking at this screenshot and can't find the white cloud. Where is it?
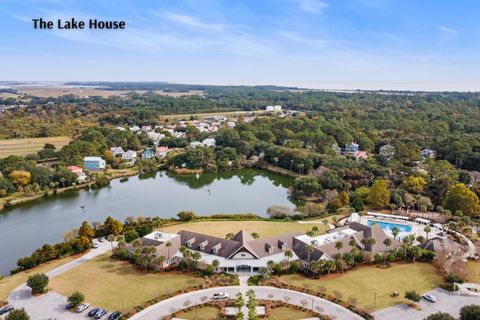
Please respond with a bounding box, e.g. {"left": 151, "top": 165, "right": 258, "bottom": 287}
{"left": 160, "top": 11, "right": 224, "bottom": 31}
{"left": 438, "top": 25, "right": 459, "bottom": 43}
{"left": 296, "top": 0, "right": 328, "bottom": 13}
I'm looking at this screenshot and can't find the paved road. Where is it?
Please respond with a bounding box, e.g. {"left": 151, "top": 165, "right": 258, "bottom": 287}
{"left": 373, "top": 288, "right": 480, "bottom": 320}
{"left": 8, "top": 240, "right": 114, "bottom": 320}
{"left": 129, "top": 284, "right": 363, "bottom": 320}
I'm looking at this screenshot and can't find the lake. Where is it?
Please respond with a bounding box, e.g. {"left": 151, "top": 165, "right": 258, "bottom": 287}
{"left": 0, "top": 169, "right": 294, "bottom": 275}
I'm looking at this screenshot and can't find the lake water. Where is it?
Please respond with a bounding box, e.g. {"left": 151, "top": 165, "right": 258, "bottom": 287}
{"left": 0, "top": 169, "right": 294, "bottom": 275}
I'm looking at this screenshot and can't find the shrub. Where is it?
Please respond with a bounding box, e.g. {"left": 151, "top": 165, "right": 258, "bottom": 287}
{"left": 67, "top": 291, "right": 85, "bottom": 307}
{"left": 26, "top": 273, "right": 49, "bottom": 294}
{"left": 460, "top": 305, "right": 480, "bottom": 320}
{"left": 124, "top": 229, "right": 140, "bottom": 243}
{"left": 423, "top": 312, "right": 455, "bottom": 320}
{"left": 405, "top": 290, "right": 421, "bottom": 302}
{"left": 5, "top": 308, "right": 30, "bottom": 320}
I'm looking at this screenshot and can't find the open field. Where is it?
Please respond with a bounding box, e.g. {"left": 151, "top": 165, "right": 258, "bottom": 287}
{"left": 161, "top": 109, "right": 268, "bottom": 119}
{"left": 279, "top": 263, "right": 443, "bottom": 311}
{"left": 0, "top": 136, "right": 71, "bottom": 158}
{"left": 176, "top": 306, "right": 222, "bottom": 320}
{"left": 162, "top": 220, "right": 330, "bottom": 239}
{"left": 49, "top": 254, "right": 203, "bottom": 311}
{"left": 0, "top": 256, "right": 76, "bottom": 302}
{"left": 467, "top": 261, "right": 480, "bottom": 283}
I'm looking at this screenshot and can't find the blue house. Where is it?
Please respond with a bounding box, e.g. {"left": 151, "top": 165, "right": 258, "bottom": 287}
{"left": 83, "top": 156, "right": 106, "bottom": 171}
{"left": 141, "top": 149, "right": 155, "bottom": 160}
{"left": 344, "top": 142, "right": 360, "bottom": 156}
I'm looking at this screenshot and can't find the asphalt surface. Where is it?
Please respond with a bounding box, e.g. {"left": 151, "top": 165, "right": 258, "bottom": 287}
{"left": 373, "top": 288, "right": 480, "bottom": 320}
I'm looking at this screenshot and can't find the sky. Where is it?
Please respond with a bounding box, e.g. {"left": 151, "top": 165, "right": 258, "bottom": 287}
{"left": 0, "top": 0, "right": 479, "bottom": 91}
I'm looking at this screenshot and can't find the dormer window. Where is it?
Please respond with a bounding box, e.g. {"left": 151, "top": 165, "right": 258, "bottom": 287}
{"left": 186, "top": 237, "right": 196, "bottom": 247}
{"left": 311, "top": 240, "right": 319, "bottom": 246}
{"left": 199, "top": 240, "right": 208, "bottom": 250}
{"left": 212, "top": 243, "right": 222, "bottom": 254}
{"left": 278, "top": 240, "right": 287, "bottom": 250}
{"left": 265, "top": 243, "right": 273, "bottom": 253}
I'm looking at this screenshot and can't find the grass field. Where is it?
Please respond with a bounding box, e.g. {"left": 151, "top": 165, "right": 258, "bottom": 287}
{"left": 280, "top": 263, "right": 443, "bottom": 311}
{"left": 176, "top": 306, "right": 222, "bottom": 320}
{"left": 0, "top": 256, "right": 76, "bottom": 302}
{"left": 467, "top": 261, "right": 480, "bottom": 283}
{"left": 162, "top": 220, "right": 330, "bottom": 239}
{"left": 49, "top": 254, "right": 203, "bottom": 311}
{"left": 267, "top": 306, "right": 313, "bottom": 320}
{"left": 0, "top": 136, "right": 71, "bottom": 158}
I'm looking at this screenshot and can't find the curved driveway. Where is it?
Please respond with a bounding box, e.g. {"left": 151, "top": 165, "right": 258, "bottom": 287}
{"left": 128, "top": 285, "right": 363, "bottom": 320}
{"left": 8, "top": 241, "right": 114, "bottom": 320}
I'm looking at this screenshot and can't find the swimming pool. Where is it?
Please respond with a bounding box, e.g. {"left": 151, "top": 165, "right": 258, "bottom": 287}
{"left": 367, "top": 220, "right": 412, "bottom": 233}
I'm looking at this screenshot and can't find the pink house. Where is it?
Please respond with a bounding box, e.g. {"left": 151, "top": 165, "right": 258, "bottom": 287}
{"left": 353, "top": 151, "right": 368, "bottom": 161}
{"left": 155, "top": 146, "right": 169, "bottom": 159}
{"left": 68, "top": 166, "right": 87, "bottom": 182}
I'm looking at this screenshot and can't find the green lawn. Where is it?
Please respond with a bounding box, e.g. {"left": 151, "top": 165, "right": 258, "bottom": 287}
{"left": 279, "top": 263, "right": 443, "bottom": 311}
{"left": 176, "top": 306, "right": 223, "bottom": 320}
{"left": 267, "top": 306, "right": 313, "bottom": 320}
{"left": 162, "top": 220, "right": 330, "bottom": 239}
{"left": 49, "top": 254, "right": 204, "bottom": 312}
{"left": 467, "top": 261, "right": 480, "bottom": 283}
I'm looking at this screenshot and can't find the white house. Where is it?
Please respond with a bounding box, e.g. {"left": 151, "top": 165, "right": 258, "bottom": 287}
{"left": 147, "top": 131, "right": 165, "bottom": 145}
{"left": 421, "top": 148, "right": 436, "bottom": 161}
{"left": 110, "top": 147, "right": 125, "bottom": 157}
{"left": 122, "top": 150, "right": 137, "bottom": 166}
{"left": 190, "top": 141, "right": 202, "bottom": 148}
{"left": 129, "top": 125, "right": 141, "bottom": 132}
{"left": 201, "top": 138, "right": 216, "bottom": 148}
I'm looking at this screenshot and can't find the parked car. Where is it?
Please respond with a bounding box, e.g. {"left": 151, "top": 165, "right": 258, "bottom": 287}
{"left": 422, "top": 294, "right": 437, "bottom": 303}
{"left": 212, "top": 292, "right": 229, "bottom": 300}
{"left": 0, "top": 305, "right": 14, "bottom": 315}
{"left": 94, "top": 308, "right": 108, "bottom": 319}
{"left": 92, "top": 242, "right": 99, "bottom": 249}
{"left": 98, "top": 237, "right": 105, "bottom": 242}
{"left": 108, "top": 311, "right": 122, "bottom": 320}
{"left": 88, "top": 308, "right": 100, "bottom": 317}
{"left": 76, "top": 303, "right": 90, "bottom": 313}
{"left": 65, "top": 301, "right": 76, "bottom": 309}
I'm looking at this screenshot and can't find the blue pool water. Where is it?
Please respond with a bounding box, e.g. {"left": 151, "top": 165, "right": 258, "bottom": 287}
{"left": 367, "top": 220, "right": 412, "bottom": 233}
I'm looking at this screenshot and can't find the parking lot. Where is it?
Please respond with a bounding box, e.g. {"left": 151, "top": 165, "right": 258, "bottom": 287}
{"left": 373, "top": 288, "right": 480, "bottom": 320}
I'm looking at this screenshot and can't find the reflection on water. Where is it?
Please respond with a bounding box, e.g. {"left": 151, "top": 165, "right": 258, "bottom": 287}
{"left": 0, "top": 169, "right": 294, "bottom": 275}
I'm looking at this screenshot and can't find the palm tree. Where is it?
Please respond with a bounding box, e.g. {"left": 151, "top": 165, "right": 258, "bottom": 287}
{"left": 411, "top": 246, "right": 422, "bottom": 262}
{"left": 334, "top": 242, "right": 343, "bottom": 271}
{"left": 250, "top": 232, "right": 259, "bottom": 239}
{"left": 298, "top": 163, "right": 304, "bottom": 174}
{"left": 382, "top": 238, "right": 392, "bottom": 266}
{"left": 306, "top": 244, "right": 315, "bottom": 263}
{"left": 107, "top": 234, "right": 115, "bottom": 251}
{"left": 212, "top": 259, "right": 220, "bottom": 273}
{"left": 165, "top": 241, "right": 172, "bottom": 260}
{"left": 156, "top": 255, "right": 166, "bottom": 269}
{"left": 225, "top": 233, "right": 234, "bottom": 240}
{"left": 284, "top": 250, "right": 293, "bottom": 269}
{"left": 335, "top": 241, "right": 343, "bottom": 254}
{"left": 392, "top": 227, "right": 399, "bottom": 240}
{"left": 132, "top": 238, "right": 142, "bottom": 249}
{"left": 267, "top": 260, "right": 274, "bottom": 271}
{"left": 311, "top": 226, "right": 319, "bottom": 236}
{"left": 424, "top": 226, "right": 431, "bottom": 240}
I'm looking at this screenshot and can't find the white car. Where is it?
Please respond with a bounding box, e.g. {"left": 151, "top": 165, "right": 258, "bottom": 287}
{"left": 92, "top": 242, "right": 99, "bottom": 249}
{"left": 422, "top": 294, "right": 437, "bottom": 303}
{"left": 212, "top": 292, "right": 229, "bottom": 300}
{"left": 76, "top": 303, "right": 90, "bottom": 313}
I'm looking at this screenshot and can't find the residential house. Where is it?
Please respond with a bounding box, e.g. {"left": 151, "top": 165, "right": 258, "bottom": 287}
{"left": 190, "top": 141, "right": 202, "bottom": 149}
{"left": 147, "top": 131, "right": 165, "bottom": 145}
{"left": 421, "top": 148, "right": 436, "bottom": 161}
{"left": 141, "top": 125, "right": 152, "bottom": 132}
{"left": 344, "top": 142, "right": 360, "bottom": 156}
{"left": 129, "top": 125, "right": 141, "bottom": 132}
{"left": 266, "top": 105, "right": 282, "bottom": 111}
{"left": 353, "top": 151, "right": 368, "bottom": 161}
{"left": 379, "top": 144, "right": 395, "bottom": 160}
{"left": 115, "top": 127, "right": 126, "bottom": 131}
{"left": 83, "top": 157, "right": 106, "bottom": 171}
{"left": 331, "top": 143, "right": 341, "bottom": 155}
{"left": 201, "top": 138, "right": 216, "bottom": 148}
{"left": 67, "top": 165, "right": 87, "bottom": 183}
{"left": 421, "top": 233, "right": 464, "bottom": 257}
{"left": 141, "top": 149, "right": 155, "bottom": 161}
{"left": 110, "top": 147, "right": 125, "bottom": 157}
{"left": 155, "top": 146, "right": 169, "bottom": 159}
{"left": 122, "top": 150, "right": 137, "bottom": 165}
